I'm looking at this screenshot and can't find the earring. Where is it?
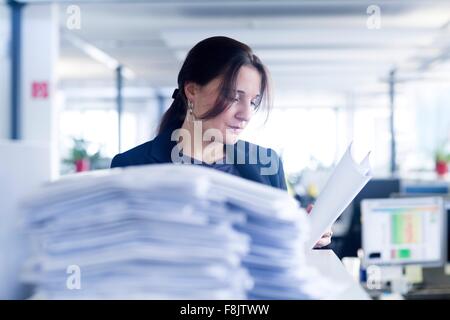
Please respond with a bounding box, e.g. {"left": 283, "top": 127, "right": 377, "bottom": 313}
{"left": 188, "top": 100, "right": 196, "bottom": 121}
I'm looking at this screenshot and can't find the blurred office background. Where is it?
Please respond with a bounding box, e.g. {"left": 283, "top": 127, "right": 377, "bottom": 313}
{"left": 1, "top": 0, "right": 450, "bottom": 175}
{"left": 1, "top": 0, "right": 450, "bottom": 299}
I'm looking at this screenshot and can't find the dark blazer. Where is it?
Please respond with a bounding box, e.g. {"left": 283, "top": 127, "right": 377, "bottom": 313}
{"left": 111, "top": 128, "right": 287, "bottom": 191}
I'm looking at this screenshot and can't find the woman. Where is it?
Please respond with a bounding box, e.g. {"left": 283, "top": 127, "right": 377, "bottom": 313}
{"left": 111, "top": 36, "right": 331, "bottom": 248}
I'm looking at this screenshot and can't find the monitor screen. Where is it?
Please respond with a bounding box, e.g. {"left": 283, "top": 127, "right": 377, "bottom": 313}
{"left": 361, "top": 197, "right": 447, "bottom": 266}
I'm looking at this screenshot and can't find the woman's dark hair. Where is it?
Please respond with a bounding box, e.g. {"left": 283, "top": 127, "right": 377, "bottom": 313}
{"left": 158, "top": 36, "right": 272, "bottom": 134}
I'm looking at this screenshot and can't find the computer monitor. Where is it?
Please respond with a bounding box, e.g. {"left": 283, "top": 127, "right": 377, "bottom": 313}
{"left": 331, "top": 178, "right": 400, "bottom": 258}
{"left": 361, "top": 197, "right": 447, "bottom": 267}
{"left": 401, "top": 182, "right": 449, "bottom": 195}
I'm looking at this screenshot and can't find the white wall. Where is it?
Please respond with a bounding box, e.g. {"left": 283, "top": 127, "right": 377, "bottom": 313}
{"left": 0, "top": 141, "right": 51, "bottom": 299}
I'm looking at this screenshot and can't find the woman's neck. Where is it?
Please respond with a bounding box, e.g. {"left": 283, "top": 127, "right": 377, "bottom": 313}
{"left": 180, "top": 119, "right": 224, "bottom": 164}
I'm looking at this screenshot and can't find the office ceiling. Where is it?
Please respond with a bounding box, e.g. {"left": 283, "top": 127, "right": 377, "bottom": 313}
{"left": 51, "top": 1, "right": 450, "bottom": 97}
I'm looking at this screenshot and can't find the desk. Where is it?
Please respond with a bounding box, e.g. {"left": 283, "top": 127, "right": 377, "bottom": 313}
{"left": 305, "top": 249, "right": 370, "bottom": 300}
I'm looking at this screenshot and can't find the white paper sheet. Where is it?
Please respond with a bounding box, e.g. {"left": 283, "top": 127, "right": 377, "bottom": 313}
{"left": 306, "top": 143, "right": 372, "bottom": 249}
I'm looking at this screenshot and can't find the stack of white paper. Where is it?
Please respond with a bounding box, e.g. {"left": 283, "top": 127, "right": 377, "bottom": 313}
{"left": 20, "top": 167, "right": 251, "bottom": 299}
{"left": 20, "top": 164, "right": 341, "bottom": 299}
{"left": 198, "top": 168, "right": 340, "bottom": 299}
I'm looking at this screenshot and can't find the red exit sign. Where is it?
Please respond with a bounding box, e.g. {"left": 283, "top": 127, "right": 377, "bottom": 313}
{"left": 32, "top": 81, "right": 49, "bottom": 99}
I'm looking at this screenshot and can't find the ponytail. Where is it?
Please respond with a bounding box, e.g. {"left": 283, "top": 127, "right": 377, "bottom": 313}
{"left": 158, "top": 88, "right": 187, "bottom": 134}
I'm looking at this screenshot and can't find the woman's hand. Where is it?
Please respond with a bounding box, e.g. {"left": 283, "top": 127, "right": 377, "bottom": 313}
{"left": 306, "top": 204, "right": 333, "bottom": 249}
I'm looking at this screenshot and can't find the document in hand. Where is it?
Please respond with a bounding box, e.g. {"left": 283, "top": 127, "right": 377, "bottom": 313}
{"left": 306, "top": 143, "right": 372, "bottom": 249}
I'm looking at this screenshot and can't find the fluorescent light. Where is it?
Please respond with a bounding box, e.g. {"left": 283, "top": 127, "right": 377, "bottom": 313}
{"left": 62, "top": 31, "right": 135, "bottom": 80}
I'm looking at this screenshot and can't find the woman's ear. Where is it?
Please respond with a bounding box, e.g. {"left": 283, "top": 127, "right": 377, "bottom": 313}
{"left": 184, "top": 82, "right": 197, "bottom": 102}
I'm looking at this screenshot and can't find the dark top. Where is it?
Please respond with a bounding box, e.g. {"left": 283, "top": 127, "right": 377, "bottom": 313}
{"left": 110, "top": 128, "right": 287, "bottom": 191}
{"left": 181, "top": 154, "right": 242, "bottom": 178}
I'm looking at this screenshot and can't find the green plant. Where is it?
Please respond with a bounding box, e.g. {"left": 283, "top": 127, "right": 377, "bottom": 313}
{"left": 435, "top": 148, "right": 450, "bottom": 163}
{"left": 434, "top": 138, "right": 450, "bottom": 163}
{"left": 64, "top": 138, "right": 101, "bottom": 164}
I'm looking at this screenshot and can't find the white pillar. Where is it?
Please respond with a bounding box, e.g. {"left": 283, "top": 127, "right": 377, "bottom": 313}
{"left": 22, "top": 4, "right": 59, "bottom": 179}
